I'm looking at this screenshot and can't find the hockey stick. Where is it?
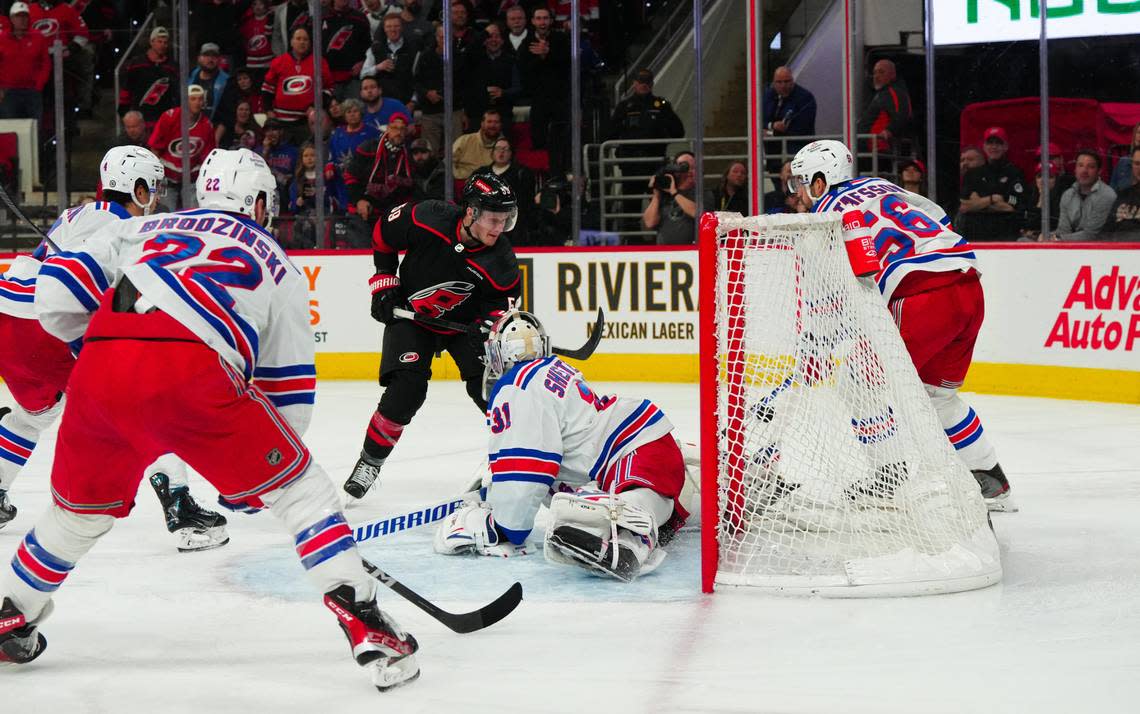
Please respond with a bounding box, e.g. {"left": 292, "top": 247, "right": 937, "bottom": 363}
{"left": 391, "top": 307, "right": 606, "bottom": 361}
{"left": 0, "top": 181, "right": 60, "bottom": 253}
{"left": 361, "top": 557, "right": 523, "bottom": 634}
{"left": 351, "top": 491, "right": 476, "bottom": 544}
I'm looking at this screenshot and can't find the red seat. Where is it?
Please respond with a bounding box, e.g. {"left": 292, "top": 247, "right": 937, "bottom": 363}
{"left": 509, "top": 122, "right": 550, "bottom": 173}
{"left": 0, "top": 132, "right": 18, "bottom": 192}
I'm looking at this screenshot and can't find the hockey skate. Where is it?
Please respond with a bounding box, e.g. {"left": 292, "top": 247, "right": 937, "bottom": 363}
{"left": 843, "top": 462, "right": 908, "bottom": 506}
{"left": 343, "top": 455, "right": 384, "bottom": 499}
{"left": 546, "top": 526, "right": 665, "bottom": 583}
{"left": 0, "top": 598, "right": 47, "bottom": 665}
{"left": 0, "top": 488, "right": 15, "bottom": 530}
{"left": 149, "top": 473, "right": 230, "bottom": 552}
{"left": 973, "top": 463, "right": 1018, "bottom": 513}
{"left": 324, "top": 585, "right": 420, "bottom": 692}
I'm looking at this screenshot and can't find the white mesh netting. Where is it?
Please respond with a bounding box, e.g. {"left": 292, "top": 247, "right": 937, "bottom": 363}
{"left": 710, "top": 212, "right": 1001, "bottom": 596}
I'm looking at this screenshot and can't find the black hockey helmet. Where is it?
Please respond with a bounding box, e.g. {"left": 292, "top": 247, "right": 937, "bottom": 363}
{"left": 462, "top": 172, "right": 519, "bottom": 232}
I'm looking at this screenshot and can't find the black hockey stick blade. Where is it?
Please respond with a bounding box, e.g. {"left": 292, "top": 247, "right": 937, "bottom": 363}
{"left": 391, "top": 307, "right": 467, "bottom": 333}
{"left": 0, "top": 181, "right": 60, "bottom": 253}
{"left": 552, "top": 308, "right": 605, "bottom": 360}
{"left": 361, "top": 557, "right": 523, "bottom": 634}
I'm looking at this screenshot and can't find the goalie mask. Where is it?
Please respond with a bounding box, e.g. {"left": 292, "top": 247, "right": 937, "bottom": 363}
{"left": 483, "top": 310, "right": 551, "bottom": 393}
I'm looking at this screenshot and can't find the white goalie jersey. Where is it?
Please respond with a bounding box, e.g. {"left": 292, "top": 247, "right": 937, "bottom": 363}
{"left": 0, "top": 201, "right": 132, "bottom": 320}
{"left": 33, "top": 208, "right": 317, "bottom": 433}
{"left": 484, "top": 356, "right": 674, "bottom": 545}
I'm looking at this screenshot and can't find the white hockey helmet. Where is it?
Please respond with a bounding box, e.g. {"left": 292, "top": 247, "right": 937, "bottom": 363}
{"left": 100, "top": 145, "right": 165, "bottom": 213}
{"left": 484, "top": 310, "right": 552, "bottom": 381}
{"left": 196, "top": 148, "right": 279, "bottom": 223}
{"left": 789, "top": 139, "right": 854, "bottom": 204}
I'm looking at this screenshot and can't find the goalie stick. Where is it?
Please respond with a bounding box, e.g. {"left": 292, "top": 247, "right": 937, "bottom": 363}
{"left": 0, "top": 181, "right": 60, "bottom": 253}
{"left": 391, "top": 307, "right": 606, "bottom": 361}
{"left": 361, "top": 557, "right": 523, "bottom": 634}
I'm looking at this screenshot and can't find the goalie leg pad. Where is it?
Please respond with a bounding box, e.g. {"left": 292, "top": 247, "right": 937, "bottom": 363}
{"left": 543, "top": 491, "right": 666, "bottom": 581}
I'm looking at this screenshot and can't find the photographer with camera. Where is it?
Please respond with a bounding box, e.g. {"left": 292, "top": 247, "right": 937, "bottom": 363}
{"left": 642, "top": 152, "right": 698, "bottom": 245}
{"left": 530, "top": 173, "right": 573, "bottom": 246}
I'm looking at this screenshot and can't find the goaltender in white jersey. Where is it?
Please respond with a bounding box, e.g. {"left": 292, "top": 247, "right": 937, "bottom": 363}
{"left": 434, "top": 311, "right": 690, "bottom": 582}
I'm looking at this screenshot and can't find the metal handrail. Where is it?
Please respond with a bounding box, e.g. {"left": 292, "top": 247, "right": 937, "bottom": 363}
{"left": 612, "top": 0, "right": 705, "bottom": 107}
{"left": 590, "top": 134, "right": 903, "bottom": 238}
{"left": 113, "top": 13, "right": 155, "bottom": 137}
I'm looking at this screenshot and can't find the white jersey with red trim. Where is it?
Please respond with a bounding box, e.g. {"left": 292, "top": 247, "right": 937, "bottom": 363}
{"left": 33, "top": 208, "right": 317, "bottom": 433}
{"left": 0, "top": 201, "right": 130, "bottom": 320}
{"left": 484, "top": 356, "right": 674, "bottom": 544}
{"left": 811, "top": 176, "right": 979, "bottom": 301}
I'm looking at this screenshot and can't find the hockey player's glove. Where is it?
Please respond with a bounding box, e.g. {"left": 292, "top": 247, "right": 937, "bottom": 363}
{"left": 369, "top": 273, "right": 401, "bottom": 324}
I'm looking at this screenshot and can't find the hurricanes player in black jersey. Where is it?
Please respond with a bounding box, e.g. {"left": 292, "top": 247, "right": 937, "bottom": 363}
{"left": 344, "top": 173, "right": 522, "bottom": 498}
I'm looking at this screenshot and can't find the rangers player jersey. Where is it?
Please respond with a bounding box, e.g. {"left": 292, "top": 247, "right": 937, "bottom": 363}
{"left": 0, "top": 201, "right": 130, "bottom": 319}
{"left": 34, "top": 209, "right": 316, "bottom": 433}
{"left": 484, "top": 357, "right": 674, "bottom": 544}
{"left": 811, "top": 176, "right": 978, "bottom": 302}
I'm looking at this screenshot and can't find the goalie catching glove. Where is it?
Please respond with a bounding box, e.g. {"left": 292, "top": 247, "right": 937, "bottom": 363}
{"left": 433, "top": 503, "right": 528, "bottom": 557}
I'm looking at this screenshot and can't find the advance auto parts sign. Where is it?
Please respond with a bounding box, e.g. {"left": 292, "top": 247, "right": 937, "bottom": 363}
{"left": 932, "top": 0, "right": 1140, "bottom": 46}
{"left": 1044, "top": 264, "right": 1140, "bottom": 354}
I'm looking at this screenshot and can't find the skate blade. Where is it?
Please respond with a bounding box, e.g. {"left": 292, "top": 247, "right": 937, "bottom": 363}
{"left": 175, "top": 526, "right": 231, "bottom": 553}
{"left": 370, "top": 654, "right": 420, "bottom": 692}
{"left": 0, "top": 632, "right": 46, "bottom": 665}
{"left": 547, "top": 535, "right": 633, "bottom": 583}
{"left": 986, "top": 492, "right": 1019, "bottom": 513}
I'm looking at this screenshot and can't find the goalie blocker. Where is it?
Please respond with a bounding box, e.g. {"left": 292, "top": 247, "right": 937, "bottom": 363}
{"left": 433, "top": 310, "right": 691, "bottom": 582}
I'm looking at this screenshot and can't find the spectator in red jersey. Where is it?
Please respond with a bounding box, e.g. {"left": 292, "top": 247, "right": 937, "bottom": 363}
{"left": 0, "top": 2, "right": 51, "bottom": 121}
{"left": 28, "top": 0, "right": 94, "bottom": 113}
{"left": 261, "top": 25, "right": 334, "bottom": 146}
{"left": 344, "top": 112, "right": 414, "bottom": 223}
{"left": 322, "top": 0, "right": 372, "bottom": 99}
{"left": 118, "top": 26, "right": 180, "bottom": 131}
{"left": 238, "top": 0, "right": 274, "bottom": 84}
{"left": 147, "top": 85, "right": 217, "bottom": 208}
{"left": 360, "top": 13, "right": 417, "bottom": 107}
{"left": 857, "top": 58, "right": 911, "bottom": 155}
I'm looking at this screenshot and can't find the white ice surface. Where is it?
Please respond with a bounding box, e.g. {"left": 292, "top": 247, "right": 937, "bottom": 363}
{"left": 3, "top": 381, "right": 1140, "bottom": 713}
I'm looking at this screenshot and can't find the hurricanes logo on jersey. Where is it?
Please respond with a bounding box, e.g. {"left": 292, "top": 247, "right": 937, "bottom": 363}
{"left": 168, "top": 137, "right": 205, "bottom": 158}
{"left": 408, "top": 281, "right": 474, "bottom": 318}
{"left": 141, "top": 78, "right": 171, "bottom": 107}
{"left": 326, "top": 26, "right": 354, "bottom": 52}
{"left": 283, "top": 76, "right": 313, "bottom": 95}
{"left": 33, "top": 18, "right": 60, "bottom": 38}
{"left": 248, "top": 35, "right": 269, "bottom": 52}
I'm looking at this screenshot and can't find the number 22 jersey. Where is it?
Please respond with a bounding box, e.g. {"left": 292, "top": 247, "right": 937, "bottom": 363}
{"left": 811, "top": 177, "right": 978, "bottom": 301}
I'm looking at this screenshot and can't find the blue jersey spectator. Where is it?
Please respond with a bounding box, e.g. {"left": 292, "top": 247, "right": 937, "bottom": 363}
{"left": 359, "top": 75, "right": 410, "bottom": 132}
{"left": 327, "top": 98, "right": 380, "bottom": 207}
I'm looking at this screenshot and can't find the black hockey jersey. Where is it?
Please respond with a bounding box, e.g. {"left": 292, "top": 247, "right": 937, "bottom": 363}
{"left": 118, "top": 54, "right": 181, "bottom": 124}
{"left": 372, "top": 200, "right": 521, "bottom": 333}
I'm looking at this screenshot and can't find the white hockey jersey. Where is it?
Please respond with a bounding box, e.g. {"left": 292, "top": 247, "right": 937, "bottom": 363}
{"left": 34, "top": 208, "right": 317, "bottom": 433}
{"left": 0, "top": 201, "right": 131, "bottom": 320}
{"left": 484, "top": 356, "right": 674, "bottom": 545}
{"left": 811, "top": 176, "right": 978, "bottom": 301}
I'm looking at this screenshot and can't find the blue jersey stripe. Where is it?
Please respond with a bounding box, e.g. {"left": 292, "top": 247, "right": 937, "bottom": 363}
{"left": 254, "top": 364, "right": 317, "bottom": 378}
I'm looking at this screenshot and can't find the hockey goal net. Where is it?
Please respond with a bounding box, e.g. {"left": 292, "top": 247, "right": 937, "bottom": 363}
{"left": 697, "top": 212, "right": 1001, "bottom": 596}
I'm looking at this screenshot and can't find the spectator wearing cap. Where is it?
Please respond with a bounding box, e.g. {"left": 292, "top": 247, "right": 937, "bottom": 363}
{"left": 606, "top": 67, "right": 684, "bottom": 228}
{"left": 262, "top": 25, "right": 334, "bottom": 146}
{"left": 189, "top": 43, "right": 230, "bottom": 123}
{"left": 360, "top": 13, "right": 417, "bottom": 106}
{"left": 1048, "top": 150, "right": 1116, "bottom": 242}
{"left": 762, "top": 66, "right": 816, "bottom": 159}
{"left": 955, "top": 126, "right": 1027, "bottom": 242}
{"left": 898, "top": 158, "right": 926, "bottom": 196}
{"left": 344, "top": 112, "right": 414, "bottom": 222}
{"left": 327, "top": 97, "right": 380, "bottom": 208}
{"left": 452, "top": 107, "right": 503, "bottom": 181}
{"left": 0, "top": 2, "right": 51, "bottom": 120}
{"left": 148, "top": 85, "right": 217, "bottom": 208}
{"left": 857, "top": 58, "right": 912, "bottom": 154}
{"left": 473, "top": 136, "right": 534, "bottom": 243}
{"left": 1019, "top": 162, "right": 1062, "bottom": 241}
{"left": 410, "top": 137, "right": 445, "bottom": 200}
{"left": 1103, "top": 146, "right": 1140, "bottom": 241}
{"left": 1035, "top": 142, "right": 1075, "bottom": 196}
{"left": 358, "top": 74, "right": 410, "bottom": 132}
{"left": 118, "top": 25, "right": 180, "bottom": 131}
{"left": 1110, "top": 123, "right": 1140, "bottom": 192}
{"left": 258, "top": 117, "right": 300, "bottom": 209}
{"left": 238, "top": 0, "right": 275, "bottom": 84}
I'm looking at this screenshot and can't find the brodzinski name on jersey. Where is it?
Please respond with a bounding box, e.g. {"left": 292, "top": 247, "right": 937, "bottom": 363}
{"left": 373, "top": 200, "right": 521, "bottom": 333}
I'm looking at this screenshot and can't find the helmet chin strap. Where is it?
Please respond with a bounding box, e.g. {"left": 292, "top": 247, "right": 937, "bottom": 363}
{"left": 461, "top": 217, "right": 481, "bottom": 247}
